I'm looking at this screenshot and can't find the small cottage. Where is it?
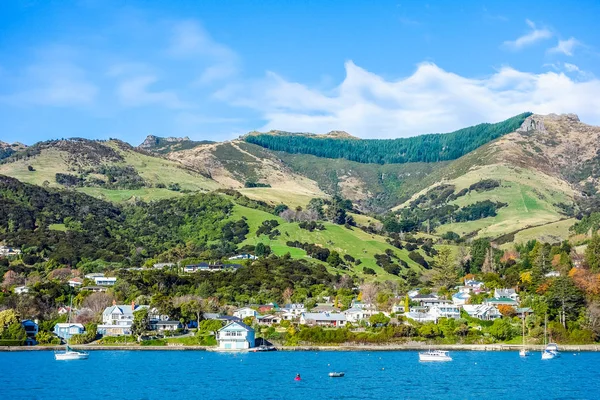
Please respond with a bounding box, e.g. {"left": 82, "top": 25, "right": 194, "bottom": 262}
{"left": 217, "top": 321, "right": 255, "bottom": 350}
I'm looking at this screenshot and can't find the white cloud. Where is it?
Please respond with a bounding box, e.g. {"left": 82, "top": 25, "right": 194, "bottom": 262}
{"left": 117, "top": 75, "right": 189, "bottom": 109}
{"left": 563, "top": 63, "right": 580, "bottom": 72}
{"left": 548, "top": 37, "right": 580, "bottom": 56}
{"left": 503, "top": 19, "right": 552, "bottom": 50}
{"left": 169, "top": 20, "right": 238, "bottom": 84}
{"left": 216, "top": 61, "right": 600, "bottom": 138}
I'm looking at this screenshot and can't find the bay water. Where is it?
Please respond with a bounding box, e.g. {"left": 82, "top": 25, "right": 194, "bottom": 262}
{"left": 1, "top": 350, "right": 598, "bottom": 400}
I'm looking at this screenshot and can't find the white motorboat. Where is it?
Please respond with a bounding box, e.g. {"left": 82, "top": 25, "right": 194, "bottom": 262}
{"left": 419, "top": 350, "right": 452, "bottom": 362}
{"left": 328, "top": 372, "right": 345, "bottom": 377}
{"left": 541, "top": 315, "right": 559, "bottom": 360}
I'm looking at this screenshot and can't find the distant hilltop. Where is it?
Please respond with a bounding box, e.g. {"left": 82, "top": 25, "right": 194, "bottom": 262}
{"left": 138, "top": 135, "right": 215, "bottom": 154}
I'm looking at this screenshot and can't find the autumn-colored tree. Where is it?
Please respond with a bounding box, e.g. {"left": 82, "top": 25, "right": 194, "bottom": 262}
{"left": 497, "top": 304, "right": 517, "bottom": 317}
{"left": 359, "top": 283, "right": 379, "bottom": 306}
{"left": 48, "top": 268, "right": 72, "bottom": 281}
{"left": 2, "top": 271, "right": 23, "bottom": 288}
{"left": 82, "top": 292, "right": 114, "bottom": 315}
{"left": 500, "top": 250, "right": 519, "bottom": 264}
{"left": 282, "top": 287, "right": 294, "bottom": 304}
{"left": 569, "top": 268, "right": 600, "bottom": 296}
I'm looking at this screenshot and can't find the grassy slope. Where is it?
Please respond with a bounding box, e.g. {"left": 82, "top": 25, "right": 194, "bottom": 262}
{"left": 0, "top": 143, "right": 221, "bottom": 203}
{"left": 501, "top": 218, "right": 576, "bottom": 249}
{"left": 231, "top": 204, "right": 424, "bottom": 280}
{"left": 435, "top": 164, "right": 573, "bottom": 239}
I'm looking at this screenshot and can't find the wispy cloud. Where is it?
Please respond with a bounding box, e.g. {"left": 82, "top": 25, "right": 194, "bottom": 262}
{"left": 117, "top": 75, "right": 189, "bottom": 109}
{"left": 502, "top": 19, "right": 552, "bottom": 50}
{"left": 0, "top": 45, "right": 97, "bottom": 107}
{"left": 216, "top": 61, "right": 600, "bottom": 138}
{"left": 548, "top": 37, "right": 580, "bottom": 56}
{"left": 169, "top": 20, "right": 239, "bottom": 85}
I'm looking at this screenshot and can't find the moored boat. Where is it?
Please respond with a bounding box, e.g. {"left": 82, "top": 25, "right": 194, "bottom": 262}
{"left": 55, "top": 345, "right": 89, "bottom": 361}
{"left": 55, "top": 296, "right": 89, "bottom": 361}
{"left": 328, "top": 372, "right": 345, "bottom": 377}
{"left": 418, "top": 350, "right": 452, "bottom": 362}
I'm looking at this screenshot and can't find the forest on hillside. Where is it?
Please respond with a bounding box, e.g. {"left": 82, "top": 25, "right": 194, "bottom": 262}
{"left": 245, "top": 113, "right": 532, "bottom": 164}
{"left": 0, "top": 176, "right": 255, "bottom": 266}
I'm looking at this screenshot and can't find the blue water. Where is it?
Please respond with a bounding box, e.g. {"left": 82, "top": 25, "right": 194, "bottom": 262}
{"left": 1, "top": 350, "right": 599, "bottom": 400}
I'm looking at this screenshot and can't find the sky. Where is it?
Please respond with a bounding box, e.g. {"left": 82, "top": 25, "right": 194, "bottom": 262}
{"left": 1, "top": 0, "right": 599, "bottom": 145}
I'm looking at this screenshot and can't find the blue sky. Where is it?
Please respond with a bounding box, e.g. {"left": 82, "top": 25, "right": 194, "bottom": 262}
{"left": 1, "top": 0, "right": 599, "bottom": 144}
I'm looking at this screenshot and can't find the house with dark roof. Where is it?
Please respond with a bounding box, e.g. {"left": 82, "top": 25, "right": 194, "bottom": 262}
{"left": 299, "top": 312, "right": 346, "bottom": 327}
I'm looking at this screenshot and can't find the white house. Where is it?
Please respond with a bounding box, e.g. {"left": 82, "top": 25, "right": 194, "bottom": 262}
{"left": 0, "top": 246, "right": 21, "bottom": 256}
{"left": 494, "top": 288, "right": 519, "bottom": 302}
{"left": 228, "top": 254, "right": 257, "bottom": 260}
{"left": 411, "top": 293, "right": 440, "bottom": 306}
{"left": 98, "top": 302, "right": 156, "bottom": 336}
{"left": 404, "top": 311, "right": 437, "bottom": 323}
{"left": 429, "top": 304, "right": 461, "bottom": 320}
{"left": 153, "top": 263, "right": 175, "bottom": 269}
{"left": 233, "top": 307, "right": 259, "bottom": 319}
{"left": 452, "top": 292, "right": 471, "bottom": 306}
{"left": 217, "top": 321, "right": 255, "bottom": 350}
{"left": 257, "top": 314, "right": 282, "bottom": 326}
{"left": 462, "top": 305, "right": 501, "bottom": 321}
{"left": 343, "top": 307, "right": 380, "bottom": 323}
{"left": 391, "top": 304, "right": 405, "bottom": 314}
{"left": 94, "top": 276, "right": 117, "bottom": 286}
{"left": 150, "top": 320, "right": 182, "bottom": 332}
{"left": 68, "top": 278, "right": 83, "bottom": 288}
{"left": 14, "top": 286, "right": 29, "bottom": 294}
{"left": 84, "top": 273, "right": 105, "bottom": 280}
{"left": 281, "top": 303, "right": 306, "bottom": 316}
{"left": 54, "top": 323, "right": 85, "bottom": 340}
{"left": 465, "top": 279, "right": 485, "bottom": 291}
{"left": 300, "top": 312, "right": 346, "bottom": 327}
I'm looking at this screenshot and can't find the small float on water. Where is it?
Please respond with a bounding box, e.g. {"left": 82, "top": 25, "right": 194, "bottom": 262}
{"left": 294, "top": 374, "right": 301, "bottom": 381}
{"left": 328, "top": 372, "right": 345, "bottom": 378}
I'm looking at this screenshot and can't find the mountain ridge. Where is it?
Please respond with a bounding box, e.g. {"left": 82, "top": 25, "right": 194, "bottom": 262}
{"left": 0, "top": 112, "right": 597, "bottom": 244}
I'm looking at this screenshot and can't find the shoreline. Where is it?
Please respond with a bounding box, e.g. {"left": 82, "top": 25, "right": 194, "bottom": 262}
{"left": 3, "top": 343, "right": 600, "bottom": 352}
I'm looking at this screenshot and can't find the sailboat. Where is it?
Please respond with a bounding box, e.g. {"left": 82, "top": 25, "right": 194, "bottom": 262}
{"left": 55, "top": 296, "right": 89, "bottom": 361}
{"left": 519, "top": 317, "right": 529, "bottom": 357}
{"left": 541, "top": 315, "right": 559, "bottom": 360}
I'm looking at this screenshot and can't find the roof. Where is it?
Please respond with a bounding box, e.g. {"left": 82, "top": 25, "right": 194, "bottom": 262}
{"left": 485, "top": 297, "right": 518, "bottom": 304}
{"left": 55, "top": 323, "right": 84, "bottom": 329}
{"left": 103, "top": 304, "right": 149, "bottom": 317}
{"left": 452, "top": 292, "right": 471, "bottom": 299}
{"left": 411, "top": 293, "right": 438, "bottom": 300}
{"left": 155, "top": 320, "right": 181, "bottom": 325}
{"left": 301, "top": 312, "right": 346, "bottom": 322}
{"left": 219, "top": 321, "right": 254, "bottom": 332}
{"left": 495, "top": 288, "right": 516, "bottom": 296}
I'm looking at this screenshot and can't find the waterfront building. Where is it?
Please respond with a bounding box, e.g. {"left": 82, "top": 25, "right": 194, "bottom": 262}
{"left": 217, "top": 321, "right": 255, "bottom": 350}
